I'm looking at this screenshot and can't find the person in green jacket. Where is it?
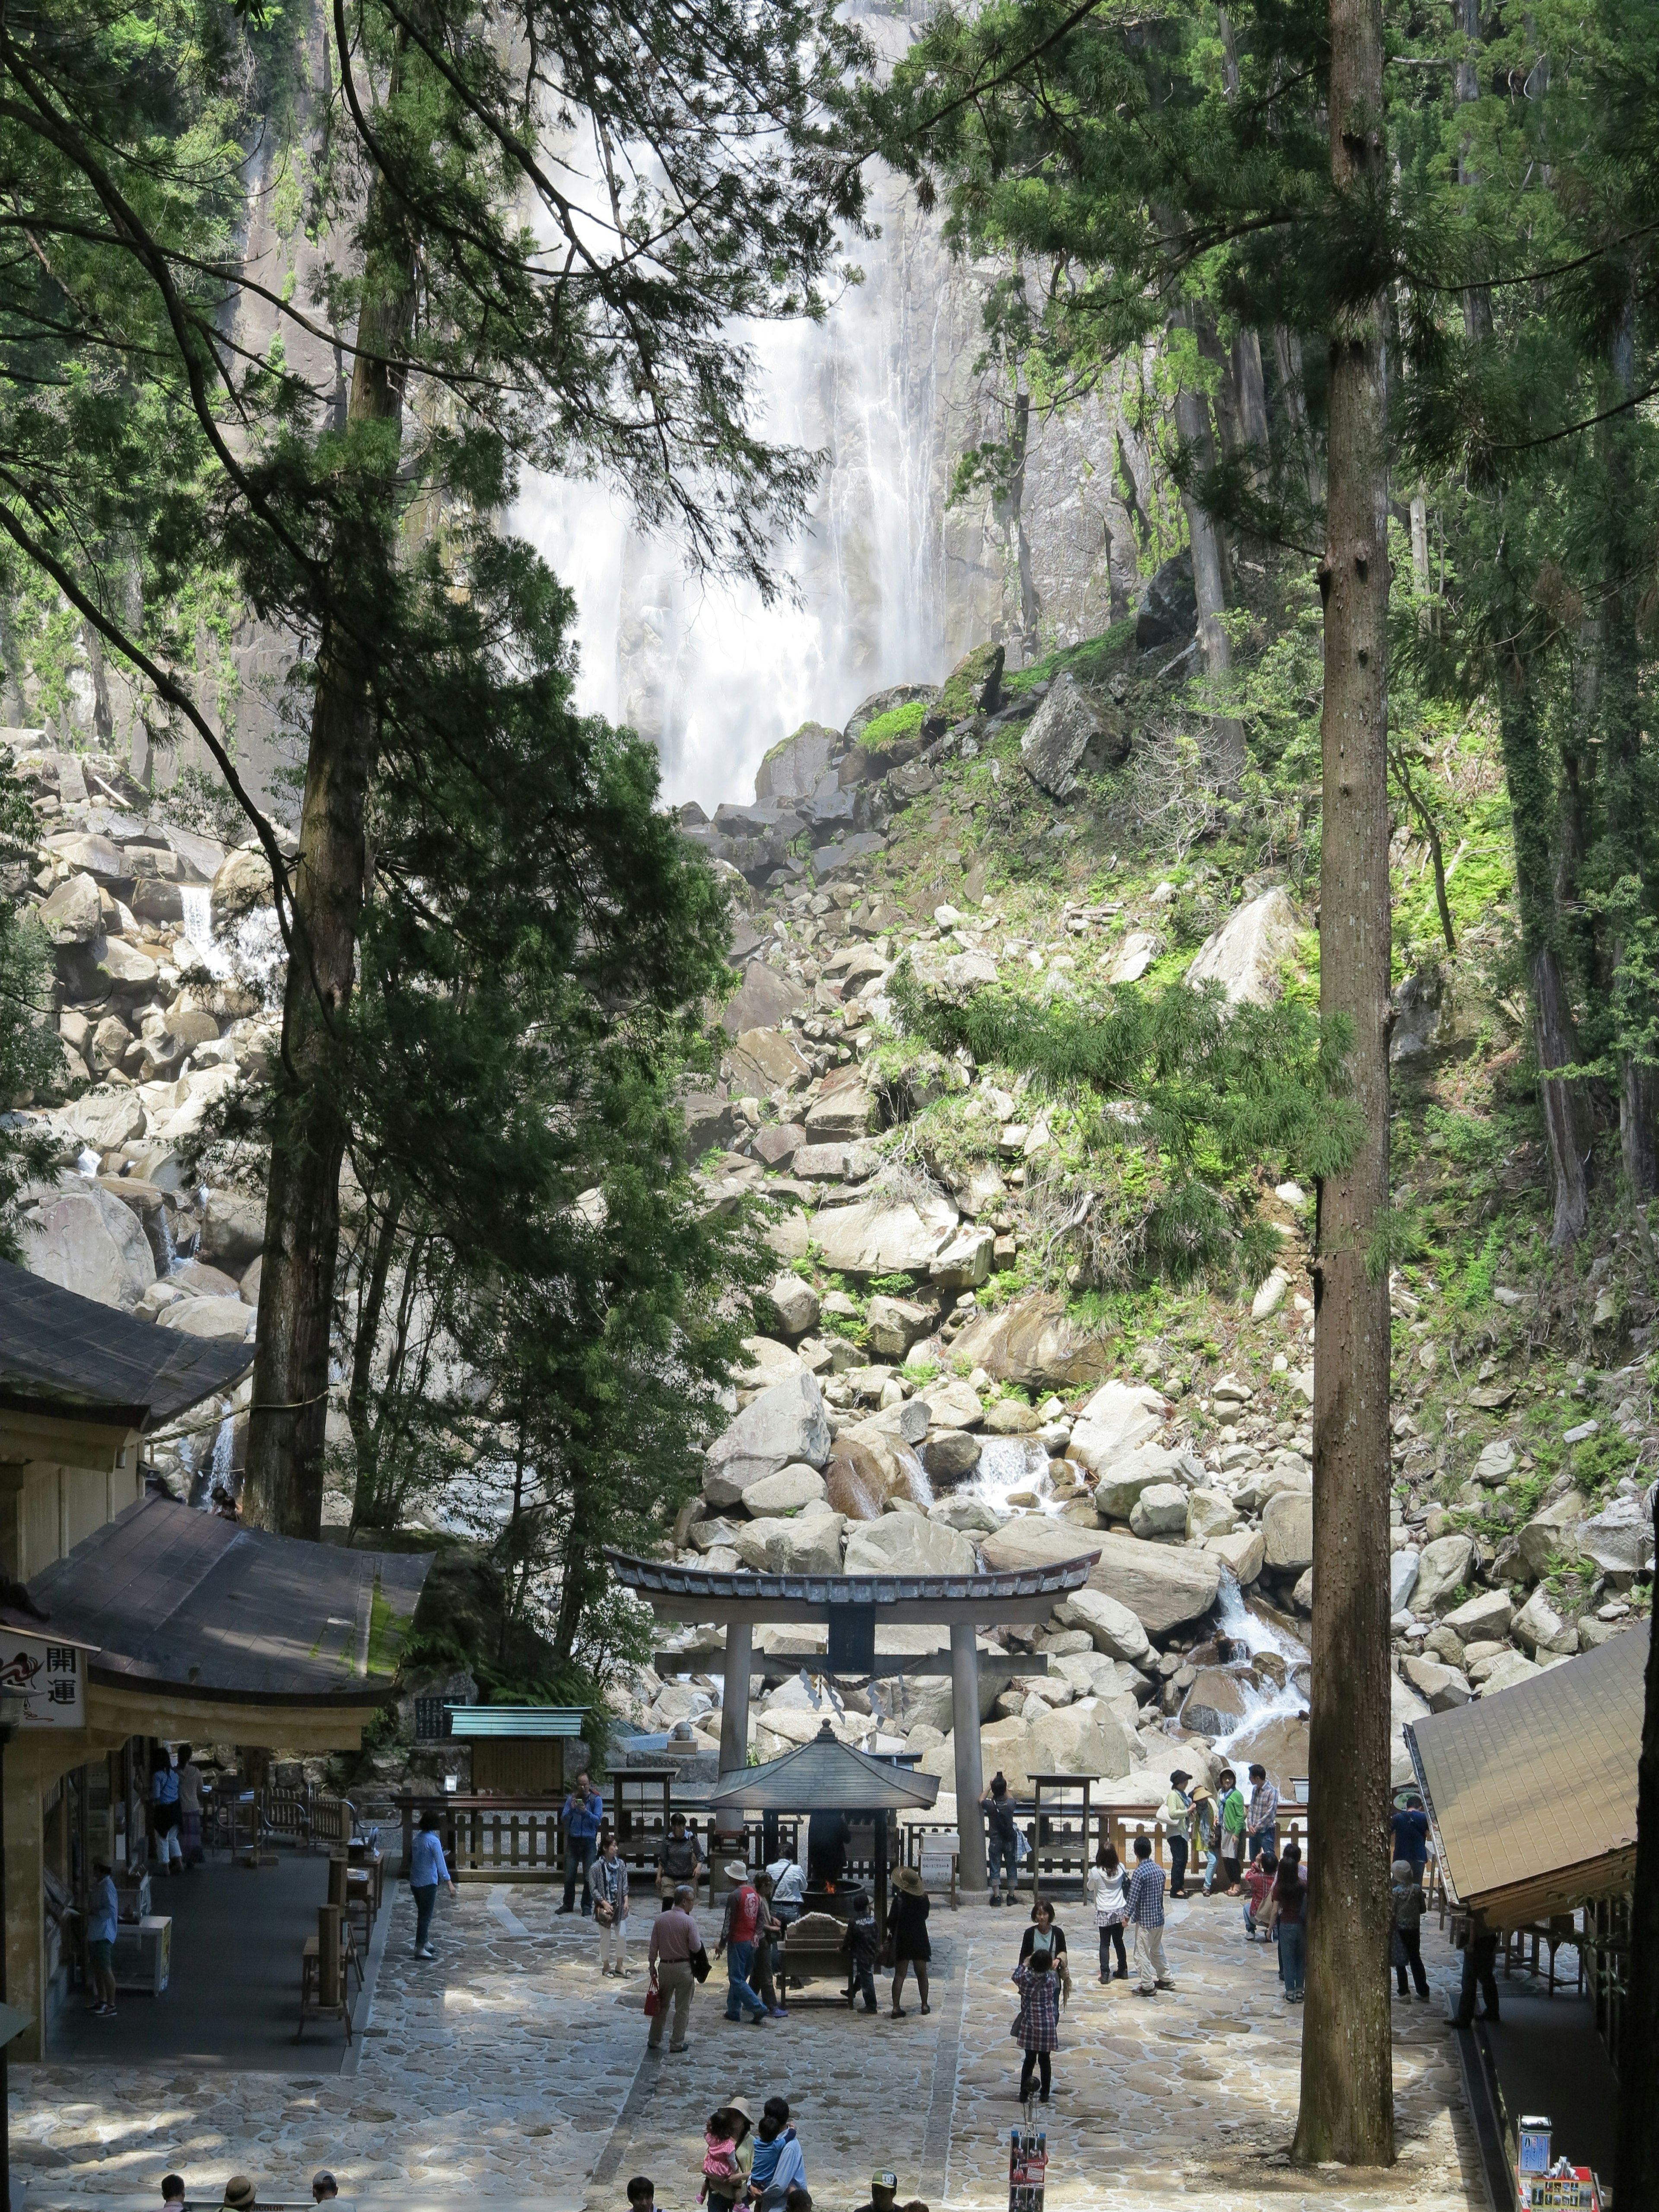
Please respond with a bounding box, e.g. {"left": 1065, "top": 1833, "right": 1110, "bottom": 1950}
{"left": 1217, "top": 1769, "right": 1246, "bottom": 1895}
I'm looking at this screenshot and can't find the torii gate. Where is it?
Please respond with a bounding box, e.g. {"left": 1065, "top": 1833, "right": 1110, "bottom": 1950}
{"left": 605, "top": 1546, "right": 1098, "bottom": 1893}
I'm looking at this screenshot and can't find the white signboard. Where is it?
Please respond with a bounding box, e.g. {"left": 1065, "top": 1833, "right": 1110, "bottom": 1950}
{"left": 0, "top": 1632, "right": 85, "bottom": 1726}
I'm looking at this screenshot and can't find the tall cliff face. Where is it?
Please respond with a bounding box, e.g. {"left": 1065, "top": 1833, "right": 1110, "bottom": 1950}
{"left": 515, "top": 16, "right": 1147, "bottom": 814}
{"left": 6, "top": 3, "right": 1149, "bottom": 823}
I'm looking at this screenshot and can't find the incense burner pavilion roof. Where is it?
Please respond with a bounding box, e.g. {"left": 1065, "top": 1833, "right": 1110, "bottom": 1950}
{"left": 706, "top": 1719, "right": 941, "bottom": 1812}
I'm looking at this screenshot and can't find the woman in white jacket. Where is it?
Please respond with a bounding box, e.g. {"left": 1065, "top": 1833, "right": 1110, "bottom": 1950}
{"left": 1087, "top": 1842, "right": 1129, "bottom": 1982}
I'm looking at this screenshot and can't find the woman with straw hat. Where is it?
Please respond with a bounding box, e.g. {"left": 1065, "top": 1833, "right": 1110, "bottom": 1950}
{"left": 887, "top": 1866, "right": 931, "bottom": 2018}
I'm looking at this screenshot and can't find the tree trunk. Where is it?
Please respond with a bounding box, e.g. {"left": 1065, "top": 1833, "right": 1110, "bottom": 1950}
{"left": 1273, "top": 325, "right": 1322, "bottom": 503}
{"left": 1231, "top": 329, "right": 1271, "bottom": 482}
{"left": 1453, "top": 0, "right": 1493, "bottom": 342}
{"left": 242, "top": 137, "right": 418, "bottom": 1538}
{"left": 1168, "top": 318, "right": 1245, "bottom": 785}
{"left": 1495, "top": 674, "right": 1592, "bottom": 1243}
{"left": 346, "top": 1189, "right": 403, "bottom": 1531}
{"left": 1294, "top": 0, "right": 1394, "bottom": 2168}
{"left": 1004, "top": 386, "right": 1041, "bottom": 661}
{"left": 1615, "top": 1492, "right": 1659, "bottom": 2201}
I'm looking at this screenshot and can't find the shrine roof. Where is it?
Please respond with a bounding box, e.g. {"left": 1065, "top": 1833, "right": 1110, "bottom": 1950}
{"left": 605, "top": 1545, "right": 1098, "bottom": 1625}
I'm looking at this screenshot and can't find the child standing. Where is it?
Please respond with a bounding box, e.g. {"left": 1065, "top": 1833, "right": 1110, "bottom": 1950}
{"left": 841, "top": 1890, "right": 880, "bottom": 2013}
{"left": 1087, "top": 1843, "right": 1128, "bottom": 1982}
{"left": 1242, "top": 1850, "right": 1278, "bottom": 1939}
{"left": 1391, "top": 1859, "right": 1431, "bottom": 2001}
{"left": 1011, "top": 1953, "right": 1060, "bottom": 2104}
{"left": 1273, "top": 1846, "right": 1308, "bottom": 2002}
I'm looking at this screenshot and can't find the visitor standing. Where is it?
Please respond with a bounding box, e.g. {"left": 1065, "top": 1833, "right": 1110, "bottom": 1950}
{"left": 176, "top": 1744, "right": 204, "bottom": 1869}
{"left": 645, "top": 1883, "right": 701, "bottom": 2053}
{"left": 627, "top": 2178, "right": 657, "bottom": 2212}
{"left": 1245, "top": 1765, "right": 1280, "bottom": 1864}
{"left": 806, "top": 1810, "right": 850, "bottom": 1891}
{"left": 589, "top": 1834, "right": 631, "bottom": 1975}
{"left": 1391, "top": 1789, "right": 1430, "bottom": 1875}
{"left": 765, "top": 1855, "right": 806, "bottom": 1928}
{"left": 1126, "top": 1834, "right": 1173, "bottom": 1996}
{"left": 1453, "top": 1921, "right": 1501, "bottom": 2025}
{"left": 1163, "top": 1772, "right": 1192, "bottom": 1897}
{"left": 1273, "top": 1844, "right": 1307, "bottom": 2002}
{"left": 1391, "top": 1859, "right": 1431, "bottom": 2002}
{"left": 658, "top": 1813, "right": 705, "bottom": 1903}
{"left": 1087, "top": 1843, "right": 1128, "bottom": 1981}
{"left": 409, "top": 1808, "right": 455, "bottom": 1958}
{"left": 311, "top": 2175, "right": 338, "bottom": 2203}
{"left": 558, "top": 1772, "right": 605, "bottom": 1916}
{"left": 887, "top": 1864, "right": 931, "bottom": 2017}
{"left": 715, "top": 1862, "right": 769, "bottom": 2023}
{"left": 85, "top": 1855, "right": 118, "bottom": 2016}
{"left": 1010, "top": 1951, "right": 1060, "bottom": 2104}
{"left": 841, "top": 1889, "right": 880, "bottom": 2012}
{"left": 981, "top": 1774, "right": 1019, "bottom": 1906}
{"left": 1016, "top": 1900, "right": 1071, "bottom": 2003}
{"left": 1216, "top": 1769, "right": 1246, "bottom": 1893}
{"left": 151, "top": 1747, "right": 183, "bottom": 1875}
{"left": 162, "top": 2177, "right": 186, "bottom": 2212}
{"left": 1190, "top": 1784, "right": 1220, "bottom": 1895}
{"left": 746, "top": 2096, "right": 805, "bottom": 2212}
{"left": 750, "top": 1872, "right": 789, "bottom": 2017}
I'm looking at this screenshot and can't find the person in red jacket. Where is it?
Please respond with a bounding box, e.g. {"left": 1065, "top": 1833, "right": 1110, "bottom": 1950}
{"left": 715, "top": 1863, "right": 770, "bottom": 2024}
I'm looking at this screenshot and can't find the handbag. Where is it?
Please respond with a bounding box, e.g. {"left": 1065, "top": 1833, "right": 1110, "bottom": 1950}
{"left": 692, "top": 1944, "right": 711, "bottom": 1983}
{"left": 644, "top": 1982, "right": 661, "bottom": 2016}
{"left": 594, "top": 1899, "right": 615, "bottom": 1927}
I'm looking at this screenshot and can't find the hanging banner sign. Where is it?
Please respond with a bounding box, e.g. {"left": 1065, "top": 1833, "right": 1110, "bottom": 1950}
{"left": 0, "top": 1631, "right": 88, "bottom": 1726}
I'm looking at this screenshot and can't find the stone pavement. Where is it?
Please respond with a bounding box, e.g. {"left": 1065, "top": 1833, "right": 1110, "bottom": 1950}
{"left": 15, "top": 1879, "right": 1490, "bottom": 2210}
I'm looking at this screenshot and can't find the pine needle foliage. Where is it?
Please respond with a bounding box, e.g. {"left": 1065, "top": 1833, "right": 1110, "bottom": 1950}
{"left": 891, "top": 961, "right": 1361, "bottom": 1285}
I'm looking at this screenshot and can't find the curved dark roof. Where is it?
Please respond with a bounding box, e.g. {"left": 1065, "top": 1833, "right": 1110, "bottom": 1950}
{"left": 0, "top": 1260, "right": 254, "bottom": 1429}
{"left": 0, "top": 1494, "right": 431, "bottom": 1705}
{"left": 706, "top": 1720, "right": 941, "bottom": 1811}
{"left": 605, "top": 1546, "right": 1098, "bottom": 1607}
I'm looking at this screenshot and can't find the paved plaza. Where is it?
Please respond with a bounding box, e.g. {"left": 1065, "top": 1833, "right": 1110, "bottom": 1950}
{"left": 15, "top": 1881, "right": 1490, "bottom": 2211}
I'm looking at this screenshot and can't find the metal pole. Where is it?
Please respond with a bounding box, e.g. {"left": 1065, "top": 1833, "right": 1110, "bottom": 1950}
{"left": 950, "top": 1622, "right": 987, "bottom": 1894}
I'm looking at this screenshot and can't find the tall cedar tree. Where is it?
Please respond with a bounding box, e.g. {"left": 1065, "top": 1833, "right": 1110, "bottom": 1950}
{"left": 0, "top": 0, "right": 866, "bottom": 1534}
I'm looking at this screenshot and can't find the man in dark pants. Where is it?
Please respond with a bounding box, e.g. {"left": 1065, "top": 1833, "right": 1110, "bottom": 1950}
{"left": 558, "top": 1770, "right": 605, "bottom": 1915}
{"left": 1454, "top": 1920, "right": 1501, "bottom": 2024}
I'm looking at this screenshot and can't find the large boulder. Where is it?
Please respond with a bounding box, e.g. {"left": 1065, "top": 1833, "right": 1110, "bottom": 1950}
{"left": 1208, "top": 1527, "right": 1265, "bottom": 1584}
{"left": 210, "top": 845, "right": 276, "bottom": 929}
{"left": 918, "top": 1377, "right": 983, "bottom": 1429}
{"left": 1067, "top": 1382, "right": 1167, "bottom": 1477}
{"left": 741, "top": 1463, "right": 828, "bottom": 1516}
{"left": 1443, "top": 1588, "right": 1515, "bottom": 1643}
{"left": 766, "top": 1272, "right": 820, "bottom": 1337}
{"left": 842, "top": 1514, "right": 977, "bottom": 1577}
{"left": 1129, "top": 1483, "right": 1189, "bottom": 1538}
{"left": 705, "top": 1372, "right": 833, "bottom": 1508}
{"left": 934, "top": 642, "right": 1004, "bottom": 723}
{"left": 922, "top": 1429, "right": 982, "bottom": 1486}
{"left": 929, "top": 1224, "right": 994, "bottom": 1293}
{"left": 804, "top": 1083, "right": 874, "bottom": 1142}
{"left": 1180, "top": 1668, "right": 1250, "bottom": 1738}
{"left": 1512, "top": 1586, "right": 1577, "bottom": 1656}
{"left": 1517, "top": 1491, "right": 1590, "bottom": 1581}
{"left": 1020, "top": 674, "right": 1108, "bottom": 800}
{"left": 19, "top": 1179, "right": 156, "bottom": 1308}
{"left": 729, "top": 1027, "right": 811, "bottom": 1094}
{"left": 1027, "top": 1697, "right": 1135, "bottom": 1782}
{"left": 1475, "top": 1649, "right": 1543, "bottom": 1697}
{"left": 732, "top": 1511, "right": 847, "bottom": 1575}
{"left": 1391, "top": 1549, "right": 1421, "bottom": 1612}
{"left": 811, "top": 1191, "right": 959, "bottom": 1277}
{"left": 1057, "top": 1587, "right": 1153, "bottom": 1667}
{"left": 1576, "top": 1496, "right": 1656, "bottom": 1583}
{"left": 1093, "top": 1444, "right": 1182, "bottom": 1522}
{"left": 736, "top": 1336, "right": 804, "bottom": 1391}
{"left": 1086, "top": 1531, "right": 1222, "bottom": 1634}
{"left": 63, "top": 1089, "right": 146, "bottom": 1152}
{"left": 45, "top": 830, "right": 127, "bottom": 884}
{"left": 824, "top": 1429, "right": 926, "bottom": 1520}
{"left": 1412, "top": 1533, "right": 1476, "bottom": 1617}
{"left": 865, "top": 1294, "right": 935, "bottom": 1358}
{"left": 1261, "top": 1491, "right": 1314, "bottom": 1572}
{"left": 979, "top": 1515, "right": 1103, "bottom": 1580}
{"left": 722, "top": 962, "right": 806, "bottom": 1038}
{"left": 157, "top": 1295, "right": 257, "bottom": 1341}
{"left": 200, "top": 1188, "right": 266, "bottom": 1271}
{"left": 947, "top": 1290, "right": 1112, "bottom": 1392}
{"left": 755, "top": 722, "right": 840, "bottom": 807}
{"left": 1103, "top": 931, "right": 1160, "bottom": 984}
{"left": 38, "top": 872, "right": 103, "bottom": 944}
{"left": 1185, "top": 887, "right": 1301, "bottom": 1010}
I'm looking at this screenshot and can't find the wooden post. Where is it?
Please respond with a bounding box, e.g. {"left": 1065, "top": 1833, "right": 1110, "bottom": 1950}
{"left": 318, "top": 1904, "right": 343, "bottom": 2009}
{"left": 720, "top": 1622, "right": 753, "bottom": 1777}
{"left": 949, "top": 1621, "right": 987, "bottom": 1893}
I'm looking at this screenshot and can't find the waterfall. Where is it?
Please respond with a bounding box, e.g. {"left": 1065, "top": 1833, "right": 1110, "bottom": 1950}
{"left": 969, "top": 1437, "right": 1064, "bottom": 1516}
{"left": 1204, "top": 1574, "right": 1311, "bottom": 1765}
{"left": 509, "top": 11, "right": 1138, "bottom": 810}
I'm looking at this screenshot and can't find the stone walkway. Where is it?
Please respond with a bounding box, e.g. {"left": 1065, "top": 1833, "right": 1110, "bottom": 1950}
{"left": 15, "top": 1881, "right": 1489, "bottom": 2210}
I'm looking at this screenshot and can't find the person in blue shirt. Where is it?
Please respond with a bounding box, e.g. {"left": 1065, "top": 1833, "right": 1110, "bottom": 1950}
{"left": 558, "top": 1772, "right": 605, "bottom": 1916}
{"left": 1390, "top": 1791, "right": 1430, "bottom": 1874}
{"left": 152, "top": 1748, "right": 184, "bottom": 1876}
{"left": 746, "top": 2097, "right": 806, "bottom": 2212}
{"left": 409, "top": 1810, "right": 455, "bottom": 1958}
{"left": 86, "top": 1856, "right": 119, "bottom": 2016}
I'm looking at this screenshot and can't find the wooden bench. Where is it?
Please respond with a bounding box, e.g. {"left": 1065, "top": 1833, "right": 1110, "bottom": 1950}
{"left": 297, "top": 1937, "right": 353, "bottom": 2043}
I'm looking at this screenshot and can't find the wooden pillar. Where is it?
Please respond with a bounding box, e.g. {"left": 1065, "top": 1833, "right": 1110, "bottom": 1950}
{"left": 317, "top": 1904, "right": 342, "bottom": 2008}
{"left": 719, "top": 1623, "right": 752, "bottom": 1778}
{"left": 950, "top": 1622, "right": 987, "bottom": 1893}
{"left": 5, "top": 1754, "right": 43, "bottom": 2061}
